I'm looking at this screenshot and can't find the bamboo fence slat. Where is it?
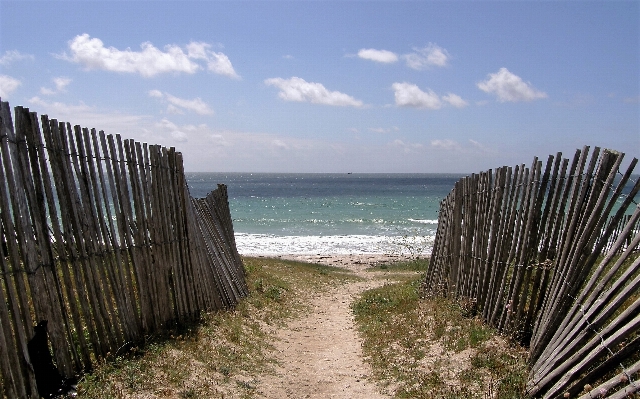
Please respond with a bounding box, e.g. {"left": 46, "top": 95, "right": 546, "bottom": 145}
{"left": 0, "top": 100, "right": 248, "bottom": 398}
{"left": 423, "top": 146, "right": 640, "bottom": 398}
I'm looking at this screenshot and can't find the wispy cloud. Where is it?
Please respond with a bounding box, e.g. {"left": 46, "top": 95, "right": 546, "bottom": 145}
{"left": 0, "top": 50, "right": 34, "bottom": 66}
{"left": 156, "top": 118, "right": 189, "bottom": 142}
{"left": 29, "top": 96, "right": 93, "bottom": 114}
{"left": 27, "top": 96, "right": 151, "bottom": 137}
{"left": 149, "top": 90, "right": 214, "bottom": 115}
{"left": 61, "top": 34, "right": 239, "bottom": 79}
{"left": 357, "top": 48, "right": 398, "bottom": 64}
{"left": 468, "top": 139, "right": 492, "bottom": 152}
{"left": 54, "top": 77, "right": 72, "bottom": 91}
{"left": 165, "top": 94, "right": 214, "bottom": 115}
{"left": 403, "top": 43, "right": 450, "bottom": 70}
{"left": 0, "top": 75, "right": 21, "bottom": 98}
{"left": 389, "top": 139, "right": 425, "bottom": 154}
{"left": 40, "top": 77, "right": 72, "bottom": 95}
{"left": 477, "top": 68, "right": 547, "bottom": 102}
{"left": 430, "top": 139, "right": 493, "bottom": 154}
{"left": 368, "top": 126, "right": 399, "bottom": 134}
{"left": 430, "top": 139, "right": 461, "bottom": 151}
{"left": 265, "top": 76, "right": 364, "bottom": 107}
{"left": 209, "top": 133, "right": 232, "bottom": 148}
{"left": 148, "top": 89, "right": 163, "bottom": 98}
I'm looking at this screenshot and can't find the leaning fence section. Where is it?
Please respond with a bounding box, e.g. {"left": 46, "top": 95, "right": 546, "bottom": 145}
{"left": 422, "top": 146, "right": 640, "bottom": 398}
{"left": 0, "top": 100, "right": 248, "bottom": 398}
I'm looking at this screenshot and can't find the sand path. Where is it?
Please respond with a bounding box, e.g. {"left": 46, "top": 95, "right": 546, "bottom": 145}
{"left": 254, "top": 255, "right": 404, "bottom": 399}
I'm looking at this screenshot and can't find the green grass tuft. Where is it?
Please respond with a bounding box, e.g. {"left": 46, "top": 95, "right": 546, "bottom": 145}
{"left": 353, "top": 265, "right": 529, "bottom": 398}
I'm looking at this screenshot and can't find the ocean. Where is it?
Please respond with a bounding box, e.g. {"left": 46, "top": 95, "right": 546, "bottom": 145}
{"left": 186, "top": 173, "right": 463, "bottom": 255}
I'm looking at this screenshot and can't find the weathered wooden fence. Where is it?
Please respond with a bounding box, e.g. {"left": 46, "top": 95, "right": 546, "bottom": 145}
{"left": 423, "top": 146, "right": 640, "bottom": 398}
{"left": 0, "top": 100, "right": 248, "bottom": 398}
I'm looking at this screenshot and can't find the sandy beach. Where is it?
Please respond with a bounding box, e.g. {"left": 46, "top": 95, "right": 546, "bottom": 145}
{"left": 243, "top": 253, "right": 422, "bottom": 398}
{"left": 244, "top": 253, "right": 418, "bottom": 271}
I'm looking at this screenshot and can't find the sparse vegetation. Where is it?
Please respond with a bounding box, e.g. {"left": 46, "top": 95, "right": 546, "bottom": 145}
{"left": 353, "top": 259, "right": 530, "bottom": 398}
{"left": 77, "top": 257, "right": 356, "bottom": 398}
{"left": 76, "top": 256, "right": 529, "bottom": 399}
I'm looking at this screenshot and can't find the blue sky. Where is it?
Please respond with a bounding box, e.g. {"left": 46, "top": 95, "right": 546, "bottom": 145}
{"left": 1, "top": 1, "right": 638, "bottom": 173}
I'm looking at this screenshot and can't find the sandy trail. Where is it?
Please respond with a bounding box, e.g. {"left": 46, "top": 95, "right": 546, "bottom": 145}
{"left": 254, "top": 255, "right": 405, "bottom": 399}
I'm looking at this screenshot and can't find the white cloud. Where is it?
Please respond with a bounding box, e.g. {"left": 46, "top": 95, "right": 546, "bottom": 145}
{"left": 64, "top": 34, "right": 199, "bottom": 77}
{"left": 149, "top": 90, "right": 214, "bottom": 115}
{"left": 166, "top": 104, "right": 184, "bottom": 114}
{"left": 265, "top": 77, "right": 364, "bottom": 107}
{"left": 206, "top": 52, "right": 239, "bottom": 79}
{"left": 357, "top": 48, "right": 398, "bottom": 64}
{"left": 0, "top": 50, "right": 34, "bottom": 66}
{"left": 403, "top": 43, "right": 450, "bottom": 70}
{"left": 0, "top": 75, "right": 21, "bottom": 98}
{"left": 477, "top": 68, "right": 547, "bottom": 102}
{"left": 185, "top": 42, "right": 209, "bottom": 60}
{"left": 63, "top": 34, "right": 239, "bottom": 79}
{"left": 186, "top": 42, "right": 240, "bottom": 79}
{"left": 442, "top": 93, "right": 468, "bottom": 108}
{"left": 392, "top": 82, "right": 442, "bottom": 109}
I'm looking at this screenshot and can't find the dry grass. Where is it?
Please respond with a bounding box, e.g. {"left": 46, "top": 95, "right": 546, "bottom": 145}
{"left": 353, "top": 259, "right": 530, "bottom": 398}
{"left": 76, "top": 256, "right": 356, "bottom": 398}
{"left": 75, "top": 257, "right": 530, "bottom": 399}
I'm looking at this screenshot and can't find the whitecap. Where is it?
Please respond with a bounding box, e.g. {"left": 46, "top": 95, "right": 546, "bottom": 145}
{"left": 234, "top": 233, "right": 434, "bottom": 256}
{"left": 408, "top": 218, "right": 439, "bottom": 224}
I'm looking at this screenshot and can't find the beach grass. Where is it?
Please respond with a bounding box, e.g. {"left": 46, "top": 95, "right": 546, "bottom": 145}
{"left": 76, "top": 256, "right": 357, "bottom": 398}
{"left": 352, "top": 260, "right": 530, "bottom": 398}
{"left": 366, "top": 257, "right": 430, "bottom": 272}
{"left": 75, "top": 256, "right": 530, "bottom": 398}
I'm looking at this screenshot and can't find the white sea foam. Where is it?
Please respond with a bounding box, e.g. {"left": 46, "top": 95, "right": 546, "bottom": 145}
{"left": 408, "top": 218, "right": 439, "bottom": 224}
{"left": 235, "top": 233, "right": 434, "bottom": 256}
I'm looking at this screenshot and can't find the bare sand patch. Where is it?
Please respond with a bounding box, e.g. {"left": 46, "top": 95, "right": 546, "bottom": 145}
{"left": 252, "top": 254, "right": 413, "bottom": 398}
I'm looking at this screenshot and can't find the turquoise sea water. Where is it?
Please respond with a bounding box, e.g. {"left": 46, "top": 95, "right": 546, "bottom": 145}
{"left": 186, "top": 173, "right": 462, "bottom": 255}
